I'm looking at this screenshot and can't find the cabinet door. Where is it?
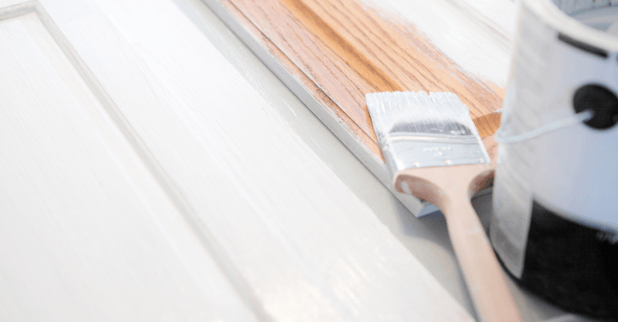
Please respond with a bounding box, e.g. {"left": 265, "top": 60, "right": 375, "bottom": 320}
{"left": 0, "top": 2, "right": 258, "bottom": 321}
{"left": 0, "top": 1, "right": 472, "bottom": 321}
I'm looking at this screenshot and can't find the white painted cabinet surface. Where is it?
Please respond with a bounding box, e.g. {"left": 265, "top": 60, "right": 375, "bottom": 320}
{"left": 0, "top": 0, "right": 594, "bottom": 321}
{"left": 0, "top": 0, "right": 476, "bottom": 321}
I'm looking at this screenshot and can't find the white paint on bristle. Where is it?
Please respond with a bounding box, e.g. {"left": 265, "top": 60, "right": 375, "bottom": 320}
{"left": 367, "top": 92, "right": 490, "bottom": 172}
{"left": 367, "top": 91, "right": 478, "bottom": 137}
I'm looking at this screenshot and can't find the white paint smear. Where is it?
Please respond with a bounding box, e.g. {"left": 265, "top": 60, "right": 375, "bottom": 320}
{"left": 363, "top": 0, "right": 517, "bottom": 85}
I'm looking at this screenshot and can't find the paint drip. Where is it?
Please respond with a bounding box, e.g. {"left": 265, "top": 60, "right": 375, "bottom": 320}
{"left": 490, "top": 0, "right": 618, "bottom": 319}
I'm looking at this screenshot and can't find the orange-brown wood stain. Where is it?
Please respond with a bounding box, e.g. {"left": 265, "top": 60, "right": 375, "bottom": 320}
{"left": 217, "top": 0, "right": 503, "bottom": 159}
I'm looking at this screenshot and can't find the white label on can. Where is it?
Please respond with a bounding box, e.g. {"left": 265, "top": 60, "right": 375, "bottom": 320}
{"left": 491, "top": 7, "right": 558, "bottom": 278}
{"left": 491, "top": 1, "right": 618, "bottom": 278}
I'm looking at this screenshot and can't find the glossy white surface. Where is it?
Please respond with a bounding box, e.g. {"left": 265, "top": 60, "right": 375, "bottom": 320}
{"left": 0, "top": 0, "right": 474, "bottom": 320}
{"left": 0, "top": 0, "right": 601, "bottom": 320}
{"left": 0, "top": 5, "right": 254, "bottom": 321}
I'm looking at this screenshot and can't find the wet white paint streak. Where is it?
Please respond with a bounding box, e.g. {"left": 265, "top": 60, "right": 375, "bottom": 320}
{"left": 0, "top": 0, "right": 474, "bottom": 320}
{"left": 367, "top": 91, "right": 490, "bottom": 172}
{"left": 363, "top": 0, "right": 516, "bottom": 85}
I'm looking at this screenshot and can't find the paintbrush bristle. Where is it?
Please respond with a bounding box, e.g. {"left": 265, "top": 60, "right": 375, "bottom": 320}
{"left": 366, "top": 91, "right": 490, "bottom": 175}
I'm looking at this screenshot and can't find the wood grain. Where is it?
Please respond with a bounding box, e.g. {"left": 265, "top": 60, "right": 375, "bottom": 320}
{"left": 210, "top": 0, "right": 505, "bottom": 154}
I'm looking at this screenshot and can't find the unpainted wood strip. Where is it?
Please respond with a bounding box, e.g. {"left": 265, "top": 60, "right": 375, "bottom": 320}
{"left": 473, "top": 111, "right": 502, "bottom": 139}
{"left": 217, "top": 0, "right": 382, "bottom": 157}
{"left": 205, "top": 0, "right": 434, "bottom": 217}
{"left": 227, "top": 0, "right": 379, "bottom": 139}
{"left": 290, "top": 0, "right": 504, "bottom": 117}
{"left": 217, "top": 0, "right": 504, "bottom": 142}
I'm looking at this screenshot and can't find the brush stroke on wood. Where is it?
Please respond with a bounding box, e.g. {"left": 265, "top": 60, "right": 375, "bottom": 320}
{"left": 203, "top": 0, "right": 515, "bottom": 215}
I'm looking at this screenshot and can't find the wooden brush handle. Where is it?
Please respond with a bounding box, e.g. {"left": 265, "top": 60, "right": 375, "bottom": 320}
{"left": 443, "top": 190, "right": 522, "bottom": 322}
{"left": 395, "top": 165, "right": 522, "bottom": 322}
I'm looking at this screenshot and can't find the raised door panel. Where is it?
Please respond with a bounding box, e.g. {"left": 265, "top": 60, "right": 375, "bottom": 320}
{"left": 0, "top": 3, "right": 257, "bottom": 321}
{"left": 0, "top": 0, "right": 474, "bottom": 320}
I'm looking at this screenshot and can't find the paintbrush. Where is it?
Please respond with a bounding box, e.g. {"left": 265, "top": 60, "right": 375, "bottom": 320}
{"left": 367, "top": 91, "right": 522, "bottom": 322}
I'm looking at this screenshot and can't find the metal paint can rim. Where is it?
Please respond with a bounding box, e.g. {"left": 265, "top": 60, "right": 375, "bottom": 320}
{"left": 523, "top": 0, "right": 618, "bottom": 51}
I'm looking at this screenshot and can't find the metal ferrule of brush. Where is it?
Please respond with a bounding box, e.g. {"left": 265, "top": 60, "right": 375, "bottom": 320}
{"left": 379, "top": 132, "right": 490, "bottom": 175}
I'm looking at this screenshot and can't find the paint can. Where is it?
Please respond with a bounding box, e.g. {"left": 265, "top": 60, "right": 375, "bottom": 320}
{"left": 490, "top": 0, "right": 618, "bottom": 318}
